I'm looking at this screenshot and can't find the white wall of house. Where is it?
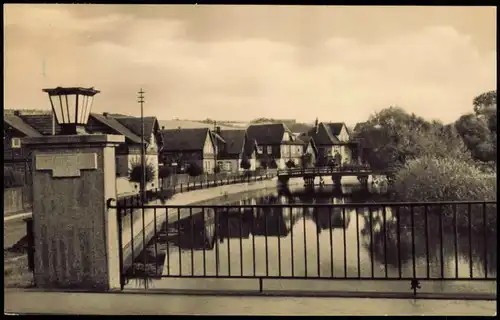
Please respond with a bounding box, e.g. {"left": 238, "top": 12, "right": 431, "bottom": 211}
{"left": 116, "top": 152, "right": 159, "bottom": 196}
{"left": 203, "top": 132, "right": 216, "bottom": 174}
{"left": 337, "top": 125, "right": 350, "bottom": 142}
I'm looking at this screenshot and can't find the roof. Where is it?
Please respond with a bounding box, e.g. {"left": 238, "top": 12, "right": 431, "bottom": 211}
{"left": 246, "top": 123, "right": 290, "bottom": 145}
{"left": 218, "top": 130, "right": 246, "bottom": 155}
{"left": 112, "top": 116, "right": 158, "bottom": 144}
{"left": 90, "top": 113, "right": 142, "bottom": 144}
{"left": 325, "top": 123, "right": 345, "bottom": 136}
{"left": 17, "top": 113, "right": 64, "bottom": 136}
{"left": 4, "top": 114, "right": 43, "bottom": 137}
{"left": 305, "top": 123, "right": 340, "bottom": 145}
{"left": 160, "top": 128, "right": 210, "bottom": 151}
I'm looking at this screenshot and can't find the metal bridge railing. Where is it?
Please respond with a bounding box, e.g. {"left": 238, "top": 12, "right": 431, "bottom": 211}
{"left": 107, "top": 200, "right": 497, "bottom": 298}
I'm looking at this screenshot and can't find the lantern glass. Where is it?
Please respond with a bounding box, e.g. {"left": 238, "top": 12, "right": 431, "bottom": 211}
{"left": 66, "top": 94, "right": 77, "bottom": 124}
{"left": 83, "top": 95, "right": 94, "bottom": 124}
{"left": 50, "top": 95, "right": 65, "bottom": 124}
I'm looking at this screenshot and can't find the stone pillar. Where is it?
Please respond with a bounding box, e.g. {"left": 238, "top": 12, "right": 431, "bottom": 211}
{"left": 24, "top": 134, "right": 125, "bottom": 291}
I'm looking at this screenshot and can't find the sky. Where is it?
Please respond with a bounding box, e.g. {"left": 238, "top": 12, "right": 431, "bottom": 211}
{"left": 4, "top": 5, "right": 497, "bottom": 125}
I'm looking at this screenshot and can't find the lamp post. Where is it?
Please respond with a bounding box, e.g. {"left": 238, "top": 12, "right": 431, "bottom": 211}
{"left": 42, "top": 87, "right": 100, "bottom": 135}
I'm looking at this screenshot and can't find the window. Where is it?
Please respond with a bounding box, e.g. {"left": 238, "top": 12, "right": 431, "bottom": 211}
{"left": 225, "top": 161, "right": 232, "bottom": 172}
{"left": 257, "top": 146, "right": 263, "bottom": 154}
{"left": 267, "top": 146, "right": 272, "bottom": 154}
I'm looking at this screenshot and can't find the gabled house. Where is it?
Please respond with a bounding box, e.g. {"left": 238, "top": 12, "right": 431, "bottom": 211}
{"left": 159, "top": 128, "right": 217, "bottom": 174}
{"left": 4, "top": 113, "right": 43, "bottom": 161}
{"left": 304, "top": 120, "right": 354, "bottom": 165}
{"left": 297, "top": 135, "right": 318, "bottom": 168}
{"left": 90, "top": 113, "right": 162, "bottom": 194}
{"left": 11, "top": 110, "right": 162, "bottom": 195}
{"left": 215, "top": 128, "right": 257, "bottom": 173}
{"left": 4, "top": 113, "right": 43, "bottom": 184}
{"left": 246, "top": 123, "right": 304, "bottom": 170}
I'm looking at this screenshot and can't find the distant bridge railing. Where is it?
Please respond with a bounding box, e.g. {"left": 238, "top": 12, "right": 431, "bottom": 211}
{"left": 107, "top": 199, "right": 497, "bottom": 299}
{"left": 277, "top": 165, "right": 395, "bottom": 177}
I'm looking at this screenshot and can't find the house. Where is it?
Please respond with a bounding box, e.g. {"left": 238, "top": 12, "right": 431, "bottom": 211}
{"left": 297, "top": 135, "right": 318, "bottom": 168}
{"left": 303, "top": 119, "right": 354, "bottom": 165}
{"left": 10, "top": 110, "right": 162, "bottom": 195}
{"left": 246, "top": 123, "right": 304, "bottom": 170}
{"left": 91, "top": 113, "right": 162, "bottom": 194}
{"left": 215, "top": 128, "right": 258, "bottom": 173}
{"left": 4, "top": 113, "right": 44, "bottom": 183}
{"left": 159, "top": 127, "right": 217, "bottom": 174}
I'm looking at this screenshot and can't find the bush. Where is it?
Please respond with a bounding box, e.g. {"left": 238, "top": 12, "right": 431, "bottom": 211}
{"left": 286, "top": 159, "right": 295, "bottom": 169}
{"left": 214, "top": 165, "right": 221, "bottom": 174}
{"left": 301, "top": 153, "right": 313, "bottom": 168}
{"left": 240, "top": 158, "right": 251, "bottom": 170}
{"left": 392, "top": 156, "right": 497, "bottom": 233}
{"left": 392, "top": 156, "right": 496, "bottom": 202}
{"left": 269, "top": 159, "right": 278, "bottom": 169}
{"left": 128, "top": 160, "right": 156, "bottom": 185}
{"left": 186, "top": 162, "right": 203, "bottom": 177}
{"left": 158, "top": 166, "right": 172, "bottom": 179}
{"left": 260, "top": 160, "right": 268, "bottom": 169}
{"left": 4, "top": 167, "right": 24, "bottom": 189}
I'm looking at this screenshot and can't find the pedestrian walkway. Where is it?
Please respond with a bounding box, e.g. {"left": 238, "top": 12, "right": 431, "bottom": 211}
{"left": 4, "top": 290, "right": 496, "bottom": 315}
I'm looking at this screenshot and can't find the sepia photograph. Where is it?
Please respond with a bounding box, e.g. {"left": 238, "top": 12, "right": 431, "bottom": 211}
{"left": 3, "top": 4, "right": 497, "bottom": 316}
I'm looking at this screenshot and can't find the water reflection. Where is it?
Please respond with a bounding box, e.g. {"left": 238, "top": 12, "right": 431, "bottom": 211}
{"left": 157, "top": 186, "right": 496, "bottom": 282}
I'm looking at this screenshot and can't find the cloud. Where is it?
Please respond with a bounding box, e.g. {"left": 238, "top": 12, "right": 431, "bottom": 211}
{"left": 4, "top": 5, "right": 496, "bottom": 126}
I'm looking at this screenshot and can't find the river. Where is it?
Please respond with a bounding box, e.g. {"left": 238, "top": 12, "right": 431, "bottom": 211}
{"left": 128, "top": 182, "right": 496, "bottom": 296}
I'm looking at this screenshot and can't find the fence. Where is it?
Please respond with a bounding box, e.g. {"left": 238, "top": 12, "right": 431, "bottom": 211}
{"left": 108, "top": 200, "right": 497, "bottom": 298}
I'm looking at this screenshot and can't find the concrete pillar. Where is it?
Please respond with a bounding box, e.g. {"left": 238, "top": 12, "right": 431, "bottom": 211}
{"left": 24, "top": 134, "right": 125, "bottom": 291}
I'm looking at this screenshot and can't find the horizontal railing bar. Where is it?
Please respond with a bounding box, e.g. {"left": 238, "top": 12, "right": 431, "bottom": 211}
{"left": 109, "top": 200, "right": 497, "bottom": 209}
{"left": 128, "top": 275, "right": 496, "bottom": 281}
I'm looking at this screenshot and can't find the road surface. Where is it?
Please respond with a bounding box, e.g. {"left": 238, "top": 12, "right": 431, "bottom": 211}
{"left": 4, "top": 216, "right": 28, "bottom": 249}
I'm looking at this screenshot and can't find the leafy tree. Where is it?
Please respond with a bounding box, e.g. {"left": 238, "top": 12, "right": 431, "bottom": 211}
{"left": 186, "top": 162, "right": 203, "bottom": 177}
{"left": 455, "top": 90, "right": 497, "bottom": 162}
{"left": 128, "top": 159, "right": 156, "bottom": 185}
{"left": 269, "top": 159, "right": 278, "bottom": 169}
{"left": 240, "top": 157, "right": 251, "bottom": 170}
{"left": 286, "top": 159, "right": 295, "bottom": 169}
{"left": 158, "top": 166, "right": 172, "bottom": 179}
{"left": 352, "top": 106, "right": 469, "bottom": 170}
{"left": 301, "top": 153, "right": 313, "bottom": 168}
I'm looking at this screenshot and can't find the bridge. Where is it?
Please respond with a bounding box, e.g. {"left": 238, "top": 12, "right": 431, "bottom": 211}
{"left": 276, "top": 165, "right": 397, "bottom": 188}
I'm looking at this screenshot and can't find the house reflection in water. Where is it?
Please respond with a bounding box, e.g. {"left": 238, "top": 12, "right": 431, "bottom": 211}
{"left": 169, "top": 190, "right": 351, "bottom": 250}
{"left": 170, "top": 208, "right": 216, "bottom": 250}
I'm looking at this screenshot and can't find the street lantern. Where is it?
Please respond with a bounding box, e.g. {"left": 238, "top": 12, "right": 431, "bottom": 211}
{"left": 42, "top": 87, "right": 100, "bottom": 135}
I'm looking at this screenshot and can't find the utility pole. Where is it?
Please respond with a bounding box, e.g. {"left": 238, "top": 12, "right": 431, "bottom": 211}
{"left": 138, "top": 89, "right": 146, "bottom": 201}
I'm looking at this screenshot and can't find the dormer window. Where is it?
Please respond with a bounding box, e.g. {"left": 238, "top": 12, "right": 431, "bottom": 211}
{"left": 257, "top": 146, "right": 263, "bottom": 154}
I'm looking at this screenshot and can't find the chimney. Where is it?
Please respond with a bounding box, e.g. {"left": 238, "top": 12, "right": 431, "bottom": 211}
{"left": 315, "top": 118, "right": 319, "bottom": 134}
{"left": 103, "top": 112, "right": 109, "bottom": 117}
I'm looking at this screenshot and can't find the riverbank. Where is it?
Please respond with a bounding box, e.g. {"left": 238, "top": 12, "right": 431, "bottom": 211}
{"left": 121, "top": 177, "right": 305, "bottom": 272}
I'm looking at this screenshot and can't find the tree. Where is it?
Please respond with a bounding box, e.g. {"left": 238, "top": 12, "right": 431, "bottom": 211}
{"left": 186, "top": 162, "right": 203, "bottom": 177}
{"left": 158, "top": 166, "right": 172, "bottom": 179}
{"left": 240, "top": 157, "right": 251, "bottom": 170}
{"left": 301, "top": 153, "right": 313, "bottom": 168}
{"left": 286, "top": 159, "right": 295, "bottom": 169}
{"left": 128, "top": 158, "right": 156, "bottom": 185}
{"left": 269, "top": 159, "right": 278, "bottom": 169}
{"left": 352, "top": 106, "right": 469, "bottom": 170}
{"left": 455, "top": 91, "right": 497, "bottom": 163}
